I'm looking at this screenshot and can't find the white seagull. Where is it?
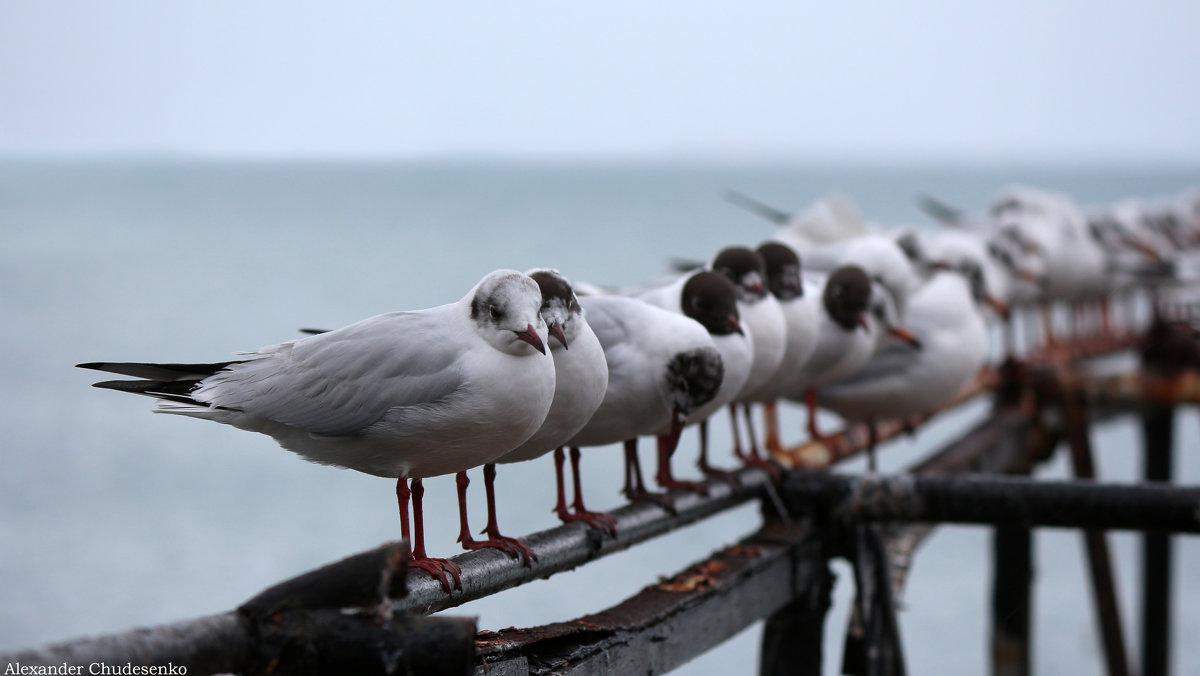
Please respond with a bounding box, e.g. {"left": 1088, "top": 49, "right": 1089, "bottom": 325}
{"left": 740, "top": 241, "right": 820, "bottom": 455}
{"left": 633, "top": 270, "right": 752, "bottom": 488}
{"left": 565, "top": 293, "right": 726, "bottom": 516}
{"left": 784, "top": 265, "right": 922, "bottom": 443}
{"left": 819, "top": 261, "right": 995, "bottom": 429}
{"left": 79, "top": 269, "right": 556, "bottom": 593}
{"left": 492, "top": 269, "right": 611, "bottom": 534}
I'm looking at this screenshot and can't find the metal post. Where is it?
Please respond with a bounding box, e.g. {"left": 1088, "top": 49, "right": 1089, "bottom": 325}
{"left": 991, "top": 525, "right": 1032, "bottom": 676}
{"left": 759, "top": 547, "right": 833, "bottom": 676}
{"left": 1062, "top": 391, "right": 1131, "bottom": 676}
{"left": 1141, "top": 403, "right": 1174, "bottom": 676}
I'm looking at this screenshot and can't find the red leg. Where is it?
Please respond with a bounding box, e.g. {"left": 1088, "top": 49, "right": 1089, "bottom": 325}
{"left": 763, "top": 400, "right": 783, "bottom": 452}
{"left": 806, "top": 387, "right": 826, "bottom": 442}
{"left": 655, "top": 431, "right": 708, "bottom": 495}
{"left": 399, "top": 477, "right": 462, "bottom": 593}
{"left": 623, "top": 439, "right": 676, "bottom": 512}
{"left": 553, "top": 447, "right": 617, "bottom": 535}
{"left": 456, "top": 468, "right": 535, "bottom": 564}
{"left": 739, "top": 403, "right": 781, "bottom": 481}
{"left": 697, "top": 419, "right": 742, "bottom": 488}
{"left": 728, "top": 404, "right": 745, "bottom": 460}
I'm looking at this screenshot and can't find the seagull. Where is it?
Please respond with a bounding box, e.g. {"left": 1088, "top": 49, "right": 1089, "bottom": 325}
{"left": 564, "top": 293, "right": 725, "bottom": 516}
{"left": 740, "top": 242, "right": 820, "bottom": 454}
{"left": 492, "top": 269, "right": 611, "bottom": 534}
{"left": 78, "top": 269, "right": 556, "bottom": 593}
{"left": 633, "top": 270, "right": 752, "bottom": 489}
{"left": 783, "top": 265, "right": 922, "bottom": 443}
{"left": 818, "top": 261, "right": 995, "bottom": 436}
{"left": 707, "top": 247, "right": 787, "bottom": 470}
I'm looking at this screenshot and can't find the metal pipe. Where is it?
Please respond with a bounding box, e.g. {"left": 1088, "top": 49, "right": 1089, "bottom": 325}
{"left": 780, "top": 472, "right": 1200, "bottom": 534}
{"left": 1062, "top": 390, "right": 1131, "bottom": 676}
{"left": 1141, "top": 403, "right": 1175, "bottom": 676}
{"left": 396, "top": 466, "right": 775, "bottom": 615}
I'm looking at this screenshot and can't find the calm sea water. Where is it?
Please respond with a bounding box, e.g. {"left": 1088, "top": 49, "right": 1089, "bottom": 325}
{"left": 1, "top": 159, "right": 1197, "bottom": 674}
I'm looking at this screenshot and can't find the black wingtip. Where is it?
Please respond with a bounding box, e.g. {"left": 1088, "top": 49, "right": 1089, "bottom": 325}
{"left": 668, "top": 257, "right": 706, "bottom": 274}
{"left": 916, "top": 193, "right": 965, "bottom": 227}
{"left": 723, "top": 189, "right": 793, "bottom": 225}
{"left": 298, "top": 328, "right": 330, "bottom": 335}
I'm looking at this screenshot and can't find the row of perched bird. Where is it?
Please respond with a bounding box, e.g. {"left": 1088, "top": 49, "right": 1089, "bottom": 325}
{"left": 79, "top": 184, "right": 1200, "bottom": 592}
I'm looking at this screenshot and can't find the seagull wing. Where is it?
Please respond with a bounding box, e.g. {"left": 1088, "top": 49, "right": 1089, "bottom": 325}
{"left": 195, "top": 308, "right": 467, "bottom": 437}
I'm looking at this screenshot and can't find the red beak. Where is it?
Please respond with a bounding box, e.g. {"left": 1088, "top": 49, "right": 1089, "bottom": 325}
{"left": 887, "top": 325, "right": 923, "bottom": 350}
{"left": 985, "top": 296, "right": 1011, "bottom": 320}
{"left": 514, "top": 324, "right": 546, "bottom": 354}
{"left": 725, "top": 315, "right": 744, "bottom": 336}
{"left": 548, "top": 321, "right": 568, "bottom": 350}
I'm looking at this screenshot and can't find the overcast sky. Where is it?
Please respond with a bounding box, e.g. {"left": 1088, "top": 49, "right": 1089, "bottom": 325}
{"left": 3, "top": 1, "right": 1198, "bottom": 162}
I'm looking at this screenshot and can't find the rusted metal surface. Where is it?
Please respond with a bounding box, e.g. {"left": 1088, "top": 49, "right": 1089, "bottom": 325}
{"left": 475, "top": 522, "right": 825, "bottom": 675}
{"left": 1062, "top": 391, "right": 1132, "bottom": 676}
{"left": 779, "top": 472, "right": 1200, "bottom": 533}
{"left": 991, "top": 523, "right": 1033, "bottom": 676}
{"left": 0, "top": 543, "right": 480, "bottom": 676}
{"left": 1141, "top": 403, "right": 1176, "bottom": 676}
{"left": 394, "top": 466, "right": 775, "bottom": 616}
{"left": 770, "top": 368, "right": 1000, "bottom": 470}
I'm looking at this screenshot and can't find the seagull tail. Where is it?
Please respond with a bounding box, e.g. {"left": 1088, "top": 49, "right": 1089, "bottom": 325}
{"left": 76, "top": 360, "right": 237, "bottom": 381}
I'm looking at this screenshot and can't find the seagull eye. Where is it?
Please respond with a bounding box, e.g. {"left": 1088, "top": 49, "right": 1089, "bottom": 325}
{"left": 489, "top": 305, "right": 502, "bottom": 320}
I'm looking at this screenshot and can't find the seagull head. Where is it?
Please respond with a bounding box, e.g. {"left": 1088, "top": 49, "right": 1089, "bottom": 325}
{"left": 711, "top": 246, "right": 768, "bottom": 302}
{"left": 823, "top": 265, "right": 872, "bottom": 333}
{"left": 756, "top": 241, "right": 804, "bottom": 301}
{"left": 681, "top": 271, "right": 743, "bottom": 337}
{"left": 469, "top": 270, "right": 549, "bottom": 356}
{"left": 526, "top": 268, "right": 583, "bottom": 351}
{"left": 661, "top": 346, "right": 724, "bottom": 432}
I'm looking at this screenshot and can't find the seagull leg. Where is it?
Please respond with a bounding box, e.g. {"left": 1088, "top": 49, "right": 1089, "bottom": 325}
{"left": 455, "top": 468, "right": 534, "bottom": 564}
{"left": 655, "top": 431, "right": 709, "bottom": 495}
{"left": 623, "top": 438, "right": 677, "bottom": 513}
{"left": 398, "top": 477, "right": 461, "bottom": 593}
{"left": 739, "top": 403, "right": 781, "bottom": 482}
{"left": 865, "top": 420, "right": 879, "bottom": 474}
{"left": 763, "top": 400, "right": 783, "bottom": 452}
{"left": 697, "top": 419, "right": 742, "bottom": 488}
{"left": 728, "top": 404, "right": 745, "bottom": 460}
{"left": 553, "top": 447, "right": 617, "bottom": 535}
{"left": 806, "top": 387, "right": 826, "bottom": 442}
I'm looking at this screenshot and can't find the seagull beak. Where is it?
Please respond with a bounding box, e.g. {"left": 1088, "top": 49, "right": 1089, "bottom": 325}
{"left": 1016, "top": 267, "right": 1045, "bottom": 287}
{"left": 1120, "top": 235, "right": 1166, "bottom": 265}
{"left": 725, "top": 315, "right": 744, "bottom": 336}
{"left": 985, "top": 295, "right": 1011, "bottom": 320}
{"left": 514, "top": 324, "right": 546, "bottom": 355}
{"left": 887, "top": 325, "right": 923, "bottom": 350}
{"left": 548, "top": 321, "right": 568, "bottom": 350}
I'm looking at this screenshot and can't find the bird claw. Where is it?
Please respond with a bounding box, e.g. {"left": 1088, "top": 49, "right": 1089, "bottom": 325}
{"left": 624, "top": 486, "right": 678, "bottom": 515}
{"left": 558, "top": 509, "right": 618, "bottom": 537}
{"left": 410, "top": 557, "right": 463, "bottom": 593}
{"left": 698, "top": 463, "right": 742, "bottom": 489}
{"left": 657, "top": 477, "right": 710, "bottom": 496}
{"left": 461, "top": 535, "right": 538, "bottom": 566}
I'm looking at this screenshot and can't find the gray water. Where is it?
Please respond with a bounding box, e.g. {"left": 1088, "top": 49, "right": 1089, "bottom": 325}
{"left": 1, "top": 158, "right": 1197, "bottom": 674}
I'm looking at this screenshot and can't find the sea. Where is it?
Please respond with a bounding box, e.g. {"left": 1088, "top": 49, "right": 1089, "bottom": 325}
{"left": 0, "top": 158, "right": 1197, "bottom": 674}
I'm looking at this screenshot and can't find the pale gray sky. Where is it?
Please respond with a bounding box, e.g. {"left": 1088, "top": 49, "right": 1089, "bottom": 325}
{"left": 2, "top": 1, "right": 1198, "bottom": 162}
